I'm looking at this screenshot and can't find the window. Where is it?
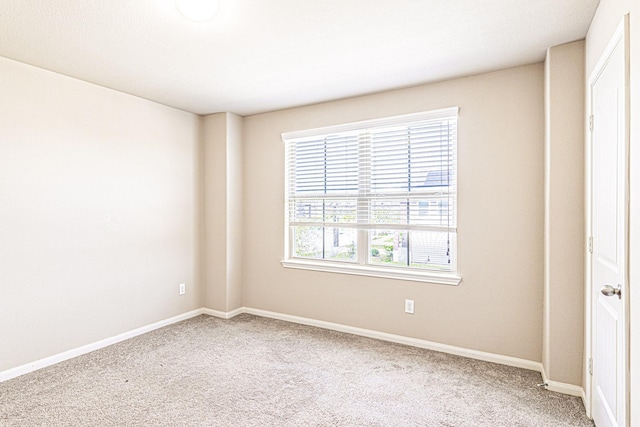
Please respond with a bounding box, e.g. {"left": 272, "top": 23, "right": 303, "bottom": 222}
{"left": 282, "top": 108, "right": 460, "bottom": 285}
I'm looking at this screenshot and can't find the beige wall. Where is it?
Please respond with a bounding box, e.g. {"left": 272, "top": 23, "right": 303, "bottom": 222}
{"left": 0, "top": 57, "right": 203, "bottom": 372}
{"left": 226, "top": 113, "right": 244, "bottom": 311}
{"left": 543, "top": 41, "right": 586, "bottom": 387}
{"left": 242, "top": 64, "right": 545, "bottom": 362}
{"left": 203, "top": 113, "right": 227, "bottom": 310}
{"left": 202, "top": 112, "right": 243, "bottom": 312}
{"left": 586, "top": 0, "right": 640, "bottom": 423}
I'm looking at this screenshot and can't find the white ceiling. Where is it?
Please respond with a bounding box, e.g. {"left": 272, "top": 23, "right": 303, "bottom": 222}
{"left": 0, "top": 0, "right": 599, "bottom": 116}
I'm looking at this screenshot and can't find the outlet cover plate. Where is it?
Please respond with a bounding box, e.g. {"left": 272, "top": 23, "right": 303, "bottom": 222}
{"left": 405, "top": 299, "right": 414, "bottom": 314}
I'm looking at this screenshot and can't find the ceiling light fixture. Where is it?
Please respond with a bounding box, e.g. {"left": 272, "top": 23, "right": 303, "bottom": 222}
{"left": 175, "top": 0, "right": 219, "bottom": 22}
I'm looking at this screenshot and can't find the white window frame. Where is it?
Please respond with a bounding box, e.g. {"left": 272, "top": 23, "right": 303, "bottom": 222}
{"left": 281, "top": 108, "right": 461, "bottom": 285}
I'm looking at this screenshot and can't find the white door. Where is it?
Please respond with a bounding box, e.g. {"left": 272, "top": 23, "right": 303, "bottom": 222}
{"left": 590, "top": 19, "right": 628, "bottom": 427}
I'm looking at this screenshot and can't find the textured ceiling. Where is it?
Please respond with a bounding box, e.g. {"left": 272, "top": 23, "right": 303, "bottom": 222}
{"left": 0, "top": 0, "right": 599, "bottom": 116}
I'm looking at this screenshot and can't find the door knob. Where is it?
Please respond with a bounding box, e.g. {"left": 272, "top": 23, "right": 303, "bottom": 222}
{"left": 600, "top": 284, "right": 622, "bottom": 299}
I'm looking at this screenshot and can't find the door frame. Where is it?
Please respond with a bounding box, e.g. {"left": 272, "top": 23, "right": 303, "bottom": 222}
{"left": 585, "top": 15, "right": 630, "bottom": 423}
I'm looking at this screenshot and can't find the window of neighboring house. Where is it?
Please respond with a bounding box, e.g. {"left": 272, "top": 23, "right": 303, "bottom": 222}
{"left": 282, "top": 107, "right": 460, "bottom": 285}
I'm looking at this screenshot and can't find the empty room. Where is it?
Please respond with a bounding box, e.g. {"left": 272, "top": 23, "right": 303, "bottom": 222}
{"left": 1, "top": 0, "right": 639, "bottom": 426}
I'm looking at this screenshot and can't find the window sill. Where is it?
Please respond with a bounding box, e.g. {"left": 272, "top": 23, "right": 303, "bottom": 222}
{"left": 281, "top": 259, "right": 461, "bottom": 285}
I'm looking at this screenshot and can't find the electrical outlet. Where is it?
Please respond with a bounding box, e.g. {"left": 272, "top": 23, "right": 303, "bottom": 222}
{"left": 404, "top": 299, "right": 414, "bottom": 314}
{"left": 179, "top": 283, "right": 186, "bottom": 295}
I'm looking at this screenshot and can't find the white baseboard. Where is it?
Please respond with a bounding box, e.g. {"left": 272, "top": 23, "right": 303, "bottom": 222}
{"left": 0, "top": 308, "right": 204, "bottom": 383}
{"left": 218, "top": 307, "right": 586, "bottom": 400}
{"left": 1, "top": 304, "right": 587, "bottom": 403}
{"left": 539, "top": 366, "right": 585, "bottom": 398}
{"left": 238, "top": 307, "right": 542, "bottom": 372}
{"left": 202, "top": 307, "right": 244, "bottom": 319}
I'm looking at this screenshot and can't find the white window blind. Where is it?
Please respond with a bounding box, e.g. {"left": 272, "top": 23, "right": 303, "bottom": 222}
{"left": 284, "top": 107, "right": 458, "bottom": 275}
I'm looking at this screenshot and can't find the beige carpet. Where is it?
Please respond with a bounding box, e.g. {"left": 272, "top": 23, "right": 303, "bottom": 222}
{"left": 0, "top": 314, "right": 593, "bottom": 426}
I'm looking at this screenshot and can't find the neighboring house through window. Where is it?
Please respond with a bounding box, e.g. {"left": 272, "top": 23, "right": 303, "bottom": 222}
{"left": 282, "top": 107, "right": 460, "bottom": 285}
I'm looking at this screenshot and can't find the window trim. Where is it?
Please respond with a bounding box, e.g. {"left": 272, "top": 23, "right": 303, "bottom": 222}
{"left": 282, "top": 107, "right": 461, "bottom": 285}
{"left": 281, "top": 258, "right": 462, "bottom": 285}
